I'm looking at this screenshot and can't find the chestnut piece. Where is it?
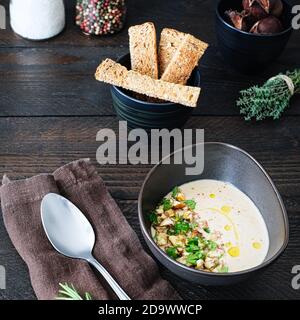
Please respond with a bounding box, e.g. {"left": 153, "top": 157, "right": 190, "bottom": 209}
{"left": 256, "top": 0, "right": 283, "bottom": 17}
{"left": 243, "top": 0, "right": 283, "bottom": 17}
{"left": 250, "top": 16, "right": 283, "bottom": 34}
{"left": 242, "top": 0, "right": 268, "bottom": 21}
{"left": 270, "top": 0, "right": 283, "bottom": 17}
{"left": 225, "top": 10, "right": 251, "bottom": 31}
{"left": 242, "top": 0, "right": 254, "bottom": 11}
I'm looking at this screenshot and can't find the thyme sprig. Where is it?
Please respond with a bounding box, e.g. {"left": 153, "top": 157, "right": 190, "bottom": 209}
{"left": 237, "top": 69, "right": 300, "bottom": 121}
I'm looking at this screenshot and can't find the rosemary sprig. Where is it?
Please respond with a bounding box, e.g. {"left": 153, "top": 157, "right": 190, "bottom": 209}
{"left": 237, "top": 69, "right": 300, "bottom": 121}
{"left": 56, "top": 283, "right": 92, "bottom": 300}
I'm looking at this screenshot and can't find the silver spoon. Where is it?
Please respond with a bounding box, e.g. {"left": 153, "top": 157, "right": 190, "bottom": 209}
{"left": 41, "top": 193, "right": 131, "bottom": 300}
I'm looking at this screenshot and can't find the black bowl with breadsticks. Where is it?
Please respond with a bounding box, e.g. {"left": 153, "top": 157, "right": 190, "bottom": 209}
{"left": 110, "top": 53, "right": 201, "bottom": 129}
{"left": 95, "top": 23, "right": 207, "bottom": 129}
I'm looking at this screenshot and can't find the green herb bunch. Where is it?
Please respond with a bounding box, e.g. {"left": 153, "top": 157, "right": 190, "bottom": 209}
{"left": 237, "top": 69, "right": 300, "bottom": 121}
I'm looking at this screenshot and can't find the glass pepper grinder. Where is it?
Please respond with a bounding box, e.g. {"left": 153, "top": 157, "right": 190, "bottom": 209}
{"left": 76, "top": 0, "right": 126, "bottom": 36}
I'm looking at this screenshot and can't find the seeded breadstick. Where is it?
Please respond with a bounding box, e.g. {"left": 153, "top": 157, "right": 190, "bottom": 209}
{"left": 158, "top": 28, "right": 186, "bottom": 77}
{"left": 129, "top": 22, "right": 158, "bottom": 79}
{"left": 95, "top": 59, "right": 200, "bottom": 107}
{"left": 159, "top": 28, "right": 208, "bottom": 84}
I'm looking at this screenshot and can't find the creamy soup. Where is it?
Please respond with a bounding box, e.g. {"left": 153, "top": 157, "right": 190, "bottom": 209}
{"left": 174, "top": 179, "right": 269, "bottom": 272}
{"left": 150, "top": 179, "right": 269, "bottom": 273}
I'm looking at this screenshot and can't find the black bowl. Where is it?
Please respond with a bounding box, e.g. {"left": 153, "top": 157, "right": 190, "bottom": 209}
{"left": 110, "top": 53, "right": 201, "bottom": 130}
{"left": 138, "top": 143, "right": 289, "bottom": 285}
{"left": 215, "top": 0, "right": 293, "bottom": 73}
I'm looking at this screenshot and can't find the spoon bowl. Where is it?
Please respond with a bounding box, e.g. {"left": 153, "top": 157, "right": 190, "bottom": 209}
{"left": 41, "top": 193, "right": 94, "bottom": 259}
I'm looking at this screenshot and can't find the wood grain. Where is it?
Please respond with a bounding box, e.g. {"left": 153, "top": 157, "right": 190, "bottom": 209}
{"left": 0, "top": 0, "right": 299, "bottom": 117}
{"left": 0, "top": 0, "right": 222, "bottom": 48}
{"left": 0, "top": 116, "right": 299, "bottom": 189}
{"left": 0, "top": 45, "right": 300, "bottom": 117}
{"left": 0, "top": 116, "right": 299, "bottom": 299}
{"left": 1, "top": 0, "right": 299, "bottom": 48}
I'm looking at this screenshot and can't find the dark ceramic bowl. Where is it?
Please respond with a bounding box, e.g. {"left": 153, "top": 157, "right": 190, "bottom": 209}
{"left": 110, "top": 53, "right": 201, "bottom": 130}
{"left": 215, "top": 0, "right": 293, "bottom": 73}
{"left": 138, "top": 142, "right": 289, "bottom": 285}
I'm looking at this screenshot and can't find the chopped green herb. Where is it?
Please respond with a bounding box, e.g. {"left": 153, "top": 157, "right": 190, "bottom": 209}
{"left": 184, "top": 199, "right": 196, "bottom": 210}
{"left": 174, "top": 221, "right": 190, "bottom": 234}
{"left": 166, "top": 246, "right": 179, "bottom": 259}
{"left": 151, "top": 187, "right": 228, "bottom": 273}
{"left": 203, "top": 227, "right": 210, "bottom": 233}
{"left": 188, "top": 237, "right": 199, "bottom": 246}
{"left": 186, "top": 251, "right": 203, "bottom": 266}
{"left": 186, "top": 243, "right": 200, "bottom": 253}
{"left": 207, "top": 240, "right": 217, "bottom": 251}
{"left": 172, "top": 186, "right": 180, "bottom": 198}
{"left": 190, "top": 222, "right": 198, "bottom": 229}
{"left": 186, "top": 237, "right": 201, "bottom": 253}
{"left": 148, "top": 211, "right": 158, "bottom": 224}
{"left": 167, "top": 228, "right": 176, "bottom": 235}
{"left": 162, "top": 198, "right": 172, "bottom": 211}
{"left": 218, "top": 266, "right": 229, "bottom": 273}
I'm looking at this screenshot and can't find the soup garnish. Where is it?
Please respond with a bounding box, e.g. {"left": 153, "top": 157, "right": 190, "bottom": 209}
{"left": 150, "top": 186, "right": 228, "bottom": 273}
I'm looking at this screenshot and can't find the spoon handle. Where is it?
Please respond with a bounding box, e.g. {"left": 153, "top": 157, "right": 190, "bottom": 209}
{"left": 87, "top": 255, "right": 131, "bottom": 300}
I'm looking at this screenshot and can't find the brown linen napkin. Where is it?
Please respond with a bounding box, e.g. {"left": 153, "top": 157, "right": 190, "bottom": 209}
{"left": 0, "top": 159, "right": 181, "bottom": 300}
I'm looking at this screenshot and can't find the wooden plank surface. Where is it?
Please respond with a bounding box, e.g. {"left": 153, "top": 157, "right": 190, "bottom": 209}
{"left": 0, "top": 0, "right": 230, "bottom": 47}
{"left": 0, "top": 116, "right": 299, "bottom": 299}
{"left": 1, "top": 0, "right": 299, "bottom": 49}
{"left": 0, "top": 0, "right": 300, "bottom": 116}
{"left": 0, "top": 0, "right": 300, "bottom": 300}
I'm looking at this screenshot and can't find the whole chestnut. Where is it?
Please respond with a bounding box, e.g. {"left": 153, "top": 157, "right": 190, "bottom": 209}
{"left": 250, "top": 16, "right": 283, "bottom": 34}
{"left": 256, "top": 0, "right": 283, "bottom": 17}
{"left": 243, "top": 0, "right": 283, "bottom": 17}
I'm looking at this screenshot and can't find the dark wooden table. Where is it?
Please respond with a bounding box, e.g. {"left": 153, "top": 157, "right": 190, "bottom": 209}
{"left": 0, "top": 0, "right": 300, "bottom": 300}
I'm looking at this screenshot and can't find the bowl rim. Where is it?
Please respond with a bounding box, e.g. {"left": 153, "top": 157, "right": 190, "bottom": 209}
{"left": 112, "top": 53, "right": 201, "bottom": 107}
{"left": 216, "top": 0, "right": 293, "bottom": 38}
{"left": 112, "top": 88, "right": 193, "bottom": 116}
{"left": 112, "top": 84, "right": 175, "bottom": 107}
{"left": 138, "top": 142, "right": 289, "bottom": 277}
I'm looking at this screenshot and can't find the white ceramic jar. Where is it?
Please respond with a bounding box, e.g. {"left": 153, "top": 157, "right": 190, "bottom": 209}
{"left": 10, "top": 0, "right": 65, "bottom": 40}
